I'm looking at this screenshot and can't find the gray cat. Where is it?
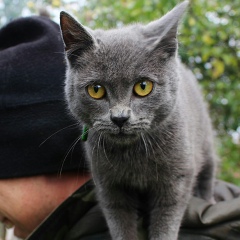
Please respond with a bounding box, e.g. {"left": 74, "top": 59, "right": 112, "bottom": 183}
{"left": 60, "top": 1, "right": 217, "bottom": 239}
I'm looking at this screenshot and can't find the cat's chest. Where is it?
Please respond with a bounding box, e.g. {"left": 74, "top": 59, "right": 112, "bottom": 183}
{"left": 88, "top": 143, "right": 180, "bottom": 189}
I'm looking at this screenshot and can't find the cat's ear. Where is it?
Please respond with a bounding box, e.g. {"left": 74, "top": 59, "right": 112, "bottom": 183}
{"left": 60, "top": 11, "right": 96, "bottom": 59}
{"left": 144, "top": 1, "right": 189, "bottom": 55}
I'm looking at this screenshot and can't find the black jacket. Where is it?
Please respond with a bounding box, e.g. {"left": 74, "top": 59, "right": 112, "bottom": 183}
{"left": 27, "top": 180, "right": 240, "bottom": 240}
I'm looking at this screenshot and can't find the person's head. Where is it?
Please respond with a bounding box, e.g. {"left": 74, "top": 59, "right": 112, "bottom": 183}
{"left": 0, "top": 16, "right": 89, "bottom": 238}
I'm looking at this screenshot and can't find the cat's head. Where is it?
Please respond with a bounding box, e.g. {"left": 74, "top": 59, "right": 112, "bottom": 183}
{"left": 60, "top": 1, "right": 188, "bottom": 144}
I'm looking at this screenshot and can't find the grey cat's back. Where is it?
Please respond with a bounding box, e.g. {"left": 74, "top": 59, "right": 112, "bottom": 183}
{"left": 178, "top": 62, "right": 216, "bottom": 198}
{"left": 180, "top": 62, "right": 215, "bottom": 150}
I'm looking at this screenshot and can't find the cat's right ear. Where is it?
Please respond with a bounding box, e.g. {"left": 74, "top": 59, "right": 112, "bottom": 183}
{"left": 60, "top": 12, "right": 96, "bottom": 58}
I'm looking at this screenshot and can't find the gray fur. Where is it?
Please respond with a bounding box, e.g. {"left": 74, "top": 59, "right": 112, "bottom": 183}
{"left": 60, "top": 1, "right": 217, "bottom": 239}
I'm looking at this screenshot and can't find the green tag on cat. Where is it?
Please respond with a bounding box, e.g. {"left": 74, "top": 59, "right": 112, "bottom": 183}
{"left": 82, "top": 125, "right": 88, "bottom": 141}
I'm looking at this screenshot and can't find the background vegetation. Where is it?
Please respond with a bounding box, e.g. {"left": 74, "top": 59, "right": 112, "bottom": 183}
{"left": 1, "top": 0, "right": 239, "bottom": 184}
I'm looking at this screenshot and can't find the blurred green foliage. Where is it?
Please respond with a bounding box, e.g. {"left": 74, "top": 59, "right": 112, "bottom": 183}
{"left": 2, "top": 0, "right": 239, "bottom": 184}
{"left": 73, "top": 0, "right": 240, "bottom": 184}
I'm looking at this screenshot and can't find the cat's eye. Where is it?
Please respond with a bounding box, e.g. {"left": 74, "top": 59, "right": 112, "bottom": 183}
{"left": 133, "top": 80, "right": 153, "bottom": 97}
{"left": 87, "top": 84, "right": 106, "bottom": 99}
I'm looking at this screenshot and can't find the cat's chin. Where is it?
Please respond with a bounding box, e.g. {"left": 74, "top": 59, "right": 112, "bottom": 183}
{"left": 106, "top": 132, "right": 139, "bottom": 145}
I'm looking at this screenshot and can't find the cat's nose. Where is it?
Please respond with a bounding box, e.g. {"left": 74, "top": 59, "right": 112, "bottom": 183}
{"left": 110, "top": 115, "right": 129, "bottom": 128}
{"left": 110, "top": 109, "right": 131, "bottom": 128}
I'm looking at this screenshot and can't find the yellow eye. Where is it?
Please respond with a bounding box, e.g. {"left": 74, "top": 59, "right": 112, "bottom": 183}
{"left": 87, "top": 84, "right": 106, "bottom": 99}
{"left": 133, "top": 80, "right": 153, "bottom": 97}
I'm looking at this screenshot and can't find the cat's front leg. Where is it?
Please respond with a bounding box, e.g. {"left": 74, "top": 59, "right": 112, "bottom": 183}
{"left": 148, "top": 179, "right": 193, "bottom": 240}
{"left": 97, "top": 185, "right": 138, "bottom": 240}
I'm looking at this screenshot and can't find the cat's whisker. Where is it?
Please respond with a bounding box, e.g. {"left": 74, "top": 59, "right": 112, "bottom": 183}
{"left": 89, "top": 130, "right": 102, "bottom": 186}
{"left": 59, "top": 125, "right": 98, "bottom": 178}
{"left": 91, "top": 133, "right": 99, "bottom": 155}
{"left": 149, "top": 131, "right": 164, "bottom": 148}
{"left": 58, "top": 135, "right": 81, "bottom": 176}
{"left": 147, "top": 132, "right": 168, "bottom": 158}
{"left": 143, "top": 131, "right": 157, "bottom": 153}
{"left": 144, "top": 131, "right": 155, "bottom": 156}
{"left": 140, "top": 132, "right": 149, "bottom": 158}
{"left": 102, "top": 134, "right": 115, "bottom": 170}
{"left": 160, "top": 126, "right": 175, "bottom": 138}
{"left": 96, "top": 132, "right": 104, "bottom": 179}
{"left": 39, "top": 123, "right": 79, "bottom": 147}
{"left": 141, "top": 130, "right": 163, "bottom": 183}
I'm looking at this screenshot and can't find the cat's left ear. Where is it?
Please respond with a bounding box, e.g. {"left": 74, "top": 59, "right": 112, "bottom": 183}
{"left": 60, "top": 12, "right": 97, "bottom": 57}
{"left": 144, "top": 1, "right": 189, "bottom": 55}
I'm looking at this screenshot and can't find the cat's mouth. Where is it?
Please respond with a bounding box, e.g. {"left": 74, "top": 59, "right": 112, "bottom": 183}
{"left": 93, "top": 122, "right": 149, "bottom": 143}
{"left": 107, "top": 128, "right": 140, "bottom": 144}
{"left": 117, "top": 130, "right": 134, "bottom": 137}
